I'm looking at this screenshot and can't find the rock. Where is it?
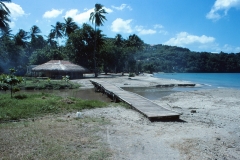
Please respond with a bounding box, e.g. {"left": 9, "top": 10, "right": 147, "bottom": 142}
{"left": 191, "top": 110, "right": 196, "bottom": 113}
{"left": 76, "top": 112, "right": 82, "bottom": 118}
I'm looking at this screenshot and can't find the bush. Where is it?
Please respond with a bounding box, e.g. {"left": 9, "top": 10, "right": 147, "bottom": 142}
{"left": 128, "top": 73, "right": 135, "bottom": 77}
{"left": 14, "top": 94, "right": 28, "bottom": 99}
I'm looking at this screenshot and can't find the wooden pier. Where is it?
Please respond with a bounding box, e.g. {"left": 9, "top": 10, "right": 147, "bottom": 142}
{"left": 90, "top": 80, "right": 180, "bottom": 121}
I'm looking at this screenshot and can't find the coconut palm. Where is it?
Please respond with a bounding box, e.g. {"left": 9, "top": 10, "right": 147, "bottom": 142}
{"left": 14, "top": 29, "right": 30, "bottom": 47}
{"left": 126, "top": 34, "right": 144, "bottom": 53}
{"left": 46, "top": 31, "right": 57, "bottom": 47}
{"left": 51, "top": 21, "right": 64, "bottom": 45}
{"left": 89, "top": 3, "right": 108, "bottom": 77}
{"left": 1, "top": 26, "right": 12, "bottom": 38}
{"left": 63, "top": 17, "right": 78, "bottom": 37}
{"left": 0, "top": 0, "right": 11, "bottom": 32}
{"left": 30, "top": 25, "right": 41, "bottom": 39}
{"left": 114, "top": 34, "right": 124, "bottom": 47}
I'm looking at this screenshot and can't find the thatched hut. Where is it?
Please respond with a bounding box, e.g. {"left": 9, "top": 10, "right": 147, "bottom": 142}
{"left": 32, "top": 60, "right": 89, "bottom": 79}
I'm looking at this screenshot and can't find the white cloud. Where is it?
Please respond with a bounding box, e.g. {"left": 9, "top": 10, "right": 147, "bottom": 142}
{"left": 64, "top": 9, "right": 92, "bottom": 24}
{"left": 154, "top": 24, "right": 164, "bottom": 29}
{"left": 111, "top": 20, "right": 166, "bottom": 35}
{"left": 104, "top": 7, "right": 113, "bottom": 13}
{"left": 64, "top": 7, "right": 112, "bottom": 25}
{"left": 159, "top": 30, "right": 168, "bottom": 35}
{"left": 164, "top": 32, "right": 215, "bottom": 47}
{"left": 9, "top": 21, "right": 15, "bottom": 28}
{"left": 135, "top": 26, "right": 156, "bottom": 35}
{"left": 206, "top": 0, "right": 240, "bottom": 20}
{"left": 153, "top": 24, "right": 168, "bottom": 35}
{"left": 43, "top": 9, "right": 63, "bottom": 18}
{"left": 219, "top": 44, "right": 240, "bottom": 53}
{"left": 111, "top": 18, "right": 133, "bottom": 33}
{"left": 112, "top": 4, "right": 132, "bottom": 11}
{"left": 4, "top": 2, "right": 25, "bottom": 20}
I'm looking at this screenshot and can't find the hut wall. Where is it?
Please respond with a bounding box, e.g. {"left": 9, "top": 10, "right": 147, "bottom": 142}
{"left": 32, "top": 71, "right": 84, "bottom": 79}
{"left": 70, "top": 72, "right": 83, "bottom": 79}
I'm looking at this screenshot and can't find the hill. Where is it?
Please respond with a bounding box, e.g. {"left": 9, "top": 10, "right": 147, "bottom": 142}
{"left": 135, "top": 44, "right": 240, "bottom": 73}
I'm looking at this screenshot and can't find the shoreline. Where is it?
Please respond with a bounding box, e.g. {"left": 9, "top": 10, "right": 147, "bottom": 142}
{"left": 71, "top": 74, "right": 240, "bottom": 159}
{"left": 72, "top": 73, "right": 198, "bottom": 89}
{"left": 2, "top": 74, "right": 240, "bottom": 159}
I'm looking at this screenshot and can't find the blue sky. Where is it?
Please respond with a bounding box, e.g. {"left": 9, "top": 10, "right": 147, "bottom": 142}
{"left": 3, "top": 0, "right": 240, "bottom": 53}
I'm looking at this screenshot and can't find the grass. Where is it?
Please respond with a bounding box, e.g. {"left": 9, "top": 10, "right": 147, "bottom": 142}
{"left": 17, "top": 77, "right": 81, "bottom": 90}
{"left": 0, "top": 77, "right": 80, "bottom": 91}
{"left": 0, "top": 92, "right": 107, "bottom": 122}
{"left": 0, "top": 116, "right": 112, "bottom": 159}
{"left": 0, "top": 91, "right": 113, "bottom": 159}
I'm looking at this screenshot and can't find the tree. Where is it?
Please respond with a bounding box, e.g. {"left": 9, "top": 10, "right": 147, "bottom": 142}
{"left": 0, "top": 68, "right": 23, "bottom": 98}
{"left": 114, "top": 34, "right": 124, "bottom": 47}
{"left": 14, "top": 29, "right": 30, "bottom": 47}
{"left": 0, "top": 27, "right": 11, "bottom": 59}
{"left": 1, "top": 26, "right": 12, "bottom": 38}
{"left": 89, "top": 3, "right": 107, "bottom": 77}
{"left": 30, "top": 25, "right": 41, "bottom": 40}
{"left": 126, "top": 34, "right": 144, "bottom": 53}
{"left": 113, "top": 34, "right": 126, "bottom": 73}
{"left": 29, "top": 25, "right": 44, "bottom": 50}
{"left": 46, "top": 31, "right": 57, "bottom": 48}
{"left": 65, "top": 23, "right": 95, "bottom": 68}
{"left": 51, "top": 21, "right": 64, "bottom": 45}
{"left": 63, "top": 17, "right": 78, "bottom": 37}
{"left": 0, "top": 0, "right": 11, "bottom": 32}
{"left": 125, "top": 34, "right": 144, "bottom": 73}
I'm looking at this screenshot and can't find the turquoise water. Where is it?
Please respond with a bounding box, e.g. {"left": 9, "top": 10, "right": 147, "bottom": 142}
{"left": 154, "top": 73, "right": 240, "bottom": 90}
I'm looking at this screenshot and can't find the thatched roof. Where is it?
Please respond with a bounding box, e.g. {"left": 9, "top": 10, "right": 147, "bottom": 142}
{"left": 32, "top": 60, "right": 89, "bottom": 72}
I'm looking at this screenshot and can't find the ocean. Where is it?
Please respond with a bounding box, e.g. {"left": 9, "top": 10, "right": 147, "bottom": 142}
{"left": 154, "top": 73, "right": 240, "bottom": 90}
{"left": 123, "top": 73, "right": 240, "bottom": 100}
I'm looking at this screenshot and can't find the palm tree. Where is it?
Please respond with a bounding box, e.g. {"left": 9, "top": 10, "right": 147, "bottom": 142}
{"left": 51, "top": 21, "right": 64, "bottom": 45}
{"left": 89, "top": 3, "right": 107, "bottom": 77}
{"left": 126, "top": 34, "right": 144, "bottom": 53}
{"left": 0, "top": 0, "right": 11, "bottom": 32}
{"left": 30, "top": 25, "right": 41, "bottom": 46}
{"left": 14, "top": 29, "right": 29, "bottom": 47}
{"left": 126, "top": 34, "right": 144, "bottom": 73}
{"left": 46, "top": 31, "right": 57, "bottom": 48}
{"left": 1, "top": 26, "right": 12, "bottom": 38}
{"left": 63, "top": 17, "right": 78, "bottom": 37}
{"left": 114, "top": 34, "right": 124, "bottom": 47}
{"left": 114, "top": 34, "right": 125, "bottom": 73}
{"left": 30, "top": 25, "right": 41, "bottom": 39}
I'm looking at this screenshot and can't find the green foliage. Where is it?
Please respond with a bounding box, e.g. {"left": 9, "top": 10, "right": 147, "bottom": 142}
{"left": 29, "top": 47, "right": 67, "bottom": 65}
{"left": 18, "top": 78, "right": 80, "bottom": 90}
{"left": 128, "top": 73, "right": 135, "bottom": 77}
{"left": 65, "top": 24, "right": 95, "bottom": 69}
{"left": 0, "top": 93, "right": 108, "bottom": 122}
{"left": 0, "top": 68, "right": 23, "bottom": 98}
{"left": 62, "top": 75, "right": 69, "bottom": 84}
{"left": 136, "top": 44, "right": 240, "bottom": 73}
{"left": 1, "top": 14, "right": 239, "bottom": 76}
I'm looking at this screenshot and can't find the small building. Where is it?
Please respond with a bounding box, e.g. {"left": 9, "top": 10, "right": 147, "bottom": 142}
{"left": 32, "top": 60, "right": 89, "bottom": 79}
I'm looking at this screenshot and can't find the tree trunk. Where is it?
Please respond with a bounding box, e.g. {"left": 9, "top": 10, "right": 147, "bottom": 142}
{"left": 94, "top": 25, "right": 97, "bottom": 77}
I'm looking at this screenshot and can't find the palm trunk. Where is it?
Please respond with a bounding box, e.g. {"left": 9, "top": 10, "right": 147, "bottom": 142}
{"left": 94, "top": 24, "right": 97, "bottom": 77}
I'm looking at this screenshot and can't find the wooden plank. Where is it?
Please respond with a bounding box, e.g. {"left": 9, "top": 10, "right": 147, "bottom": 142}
{"left": 90, "top": 79, "right": 180, "bottom": 121}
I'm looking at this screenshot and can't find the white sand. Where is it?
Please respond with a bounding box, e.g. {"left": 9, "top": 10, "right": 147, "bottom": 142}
{"left": 72, "top": 74, "right": 240, "bottom": 159}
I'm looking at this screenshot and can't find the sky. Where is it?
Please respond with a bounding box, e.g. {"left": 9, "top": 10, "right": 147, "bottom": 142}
{"left": 3, "top": 0, "right": 240, "bottom": 53}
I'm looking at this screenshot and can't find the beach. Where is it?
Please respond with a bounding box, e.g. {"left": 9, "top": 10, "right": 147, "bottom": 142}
{"left": 72, "top": 73, "right": 240, "bottom": 159}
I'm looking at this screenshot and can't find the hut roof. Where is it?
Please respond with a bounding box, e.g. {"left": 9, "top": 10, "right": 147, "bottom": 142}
{"left": 32, "top": 60, "right": 89, "bottom": 72}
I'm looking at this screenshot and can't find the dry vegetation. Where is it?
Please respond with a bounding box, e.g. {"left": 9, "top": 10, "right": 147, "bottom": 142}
{"left": 0, "top": 114, "right": 112, "bottom": 160}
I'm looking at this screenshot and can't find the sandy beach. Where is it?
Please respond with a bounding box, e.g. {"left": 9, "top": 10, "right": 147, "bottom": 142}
{"left": 72, "top": 73, "right": 240, "bottom": 159}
